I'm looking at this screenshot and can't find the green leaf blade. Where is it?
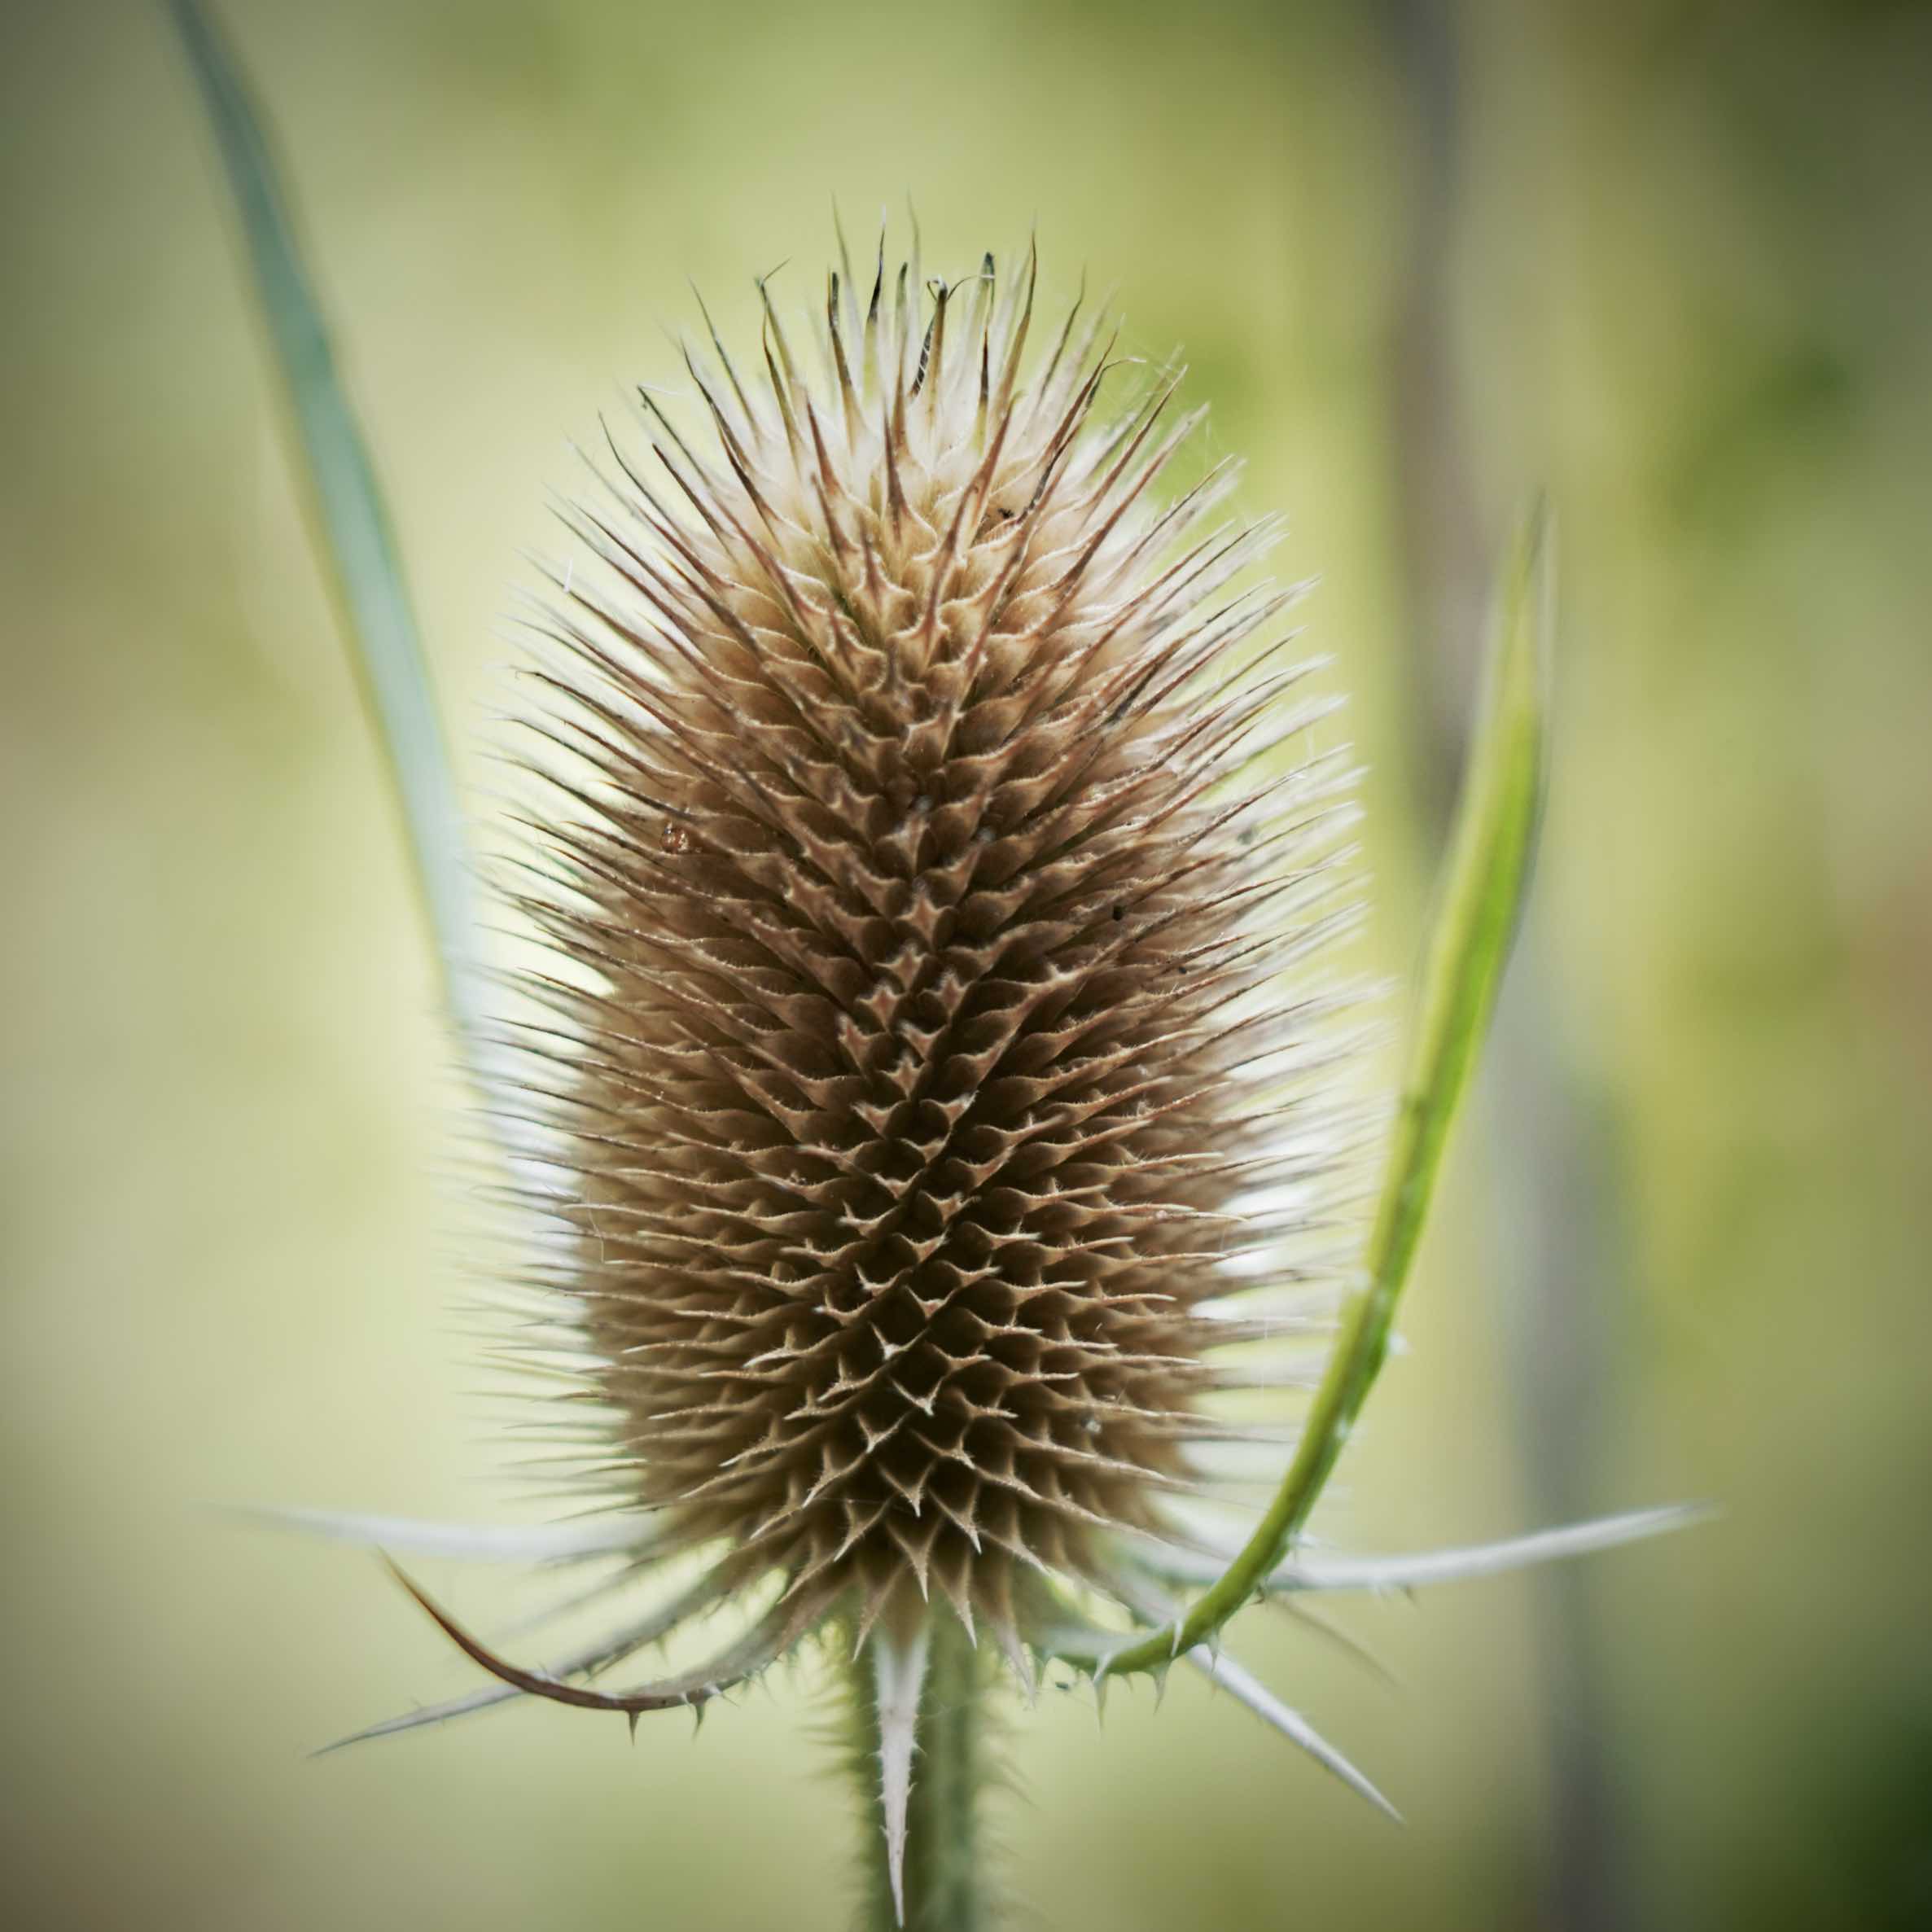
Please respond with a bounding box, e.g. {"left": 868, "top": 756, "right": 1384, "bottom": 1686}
{"left": 1051, "top": 502, "right": 1554, "bottom": 1680}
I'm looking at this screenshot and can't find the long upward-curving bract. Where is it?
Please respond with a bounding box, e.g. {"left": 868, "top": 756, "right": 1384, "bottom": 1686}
{"left": 166, "top": 0, "right": 487, "bottom": 1052}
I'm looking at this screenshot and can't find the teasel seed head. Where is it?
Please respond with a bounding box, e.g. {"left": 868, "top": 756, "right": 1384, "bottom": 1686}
{"left": 392, "top": 239, "right": 1369, "bottom": 1835}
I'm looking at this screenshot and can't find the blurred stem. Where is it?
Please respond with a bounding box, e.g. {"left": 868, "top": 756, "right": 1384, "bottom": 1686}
{"left": 1383, "top": 3, "right": 1632, "bottom": 1925}
{"left": 852, "top": 1619, "right": 988, "bottom": 1932}
{"left": 164, "top": 0, "right": 488, "bottom": 1060}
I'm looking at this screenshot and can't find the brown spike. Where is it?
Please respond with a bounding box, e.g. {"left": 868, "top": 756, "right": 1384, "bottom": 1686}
{"left": 826, "top": 271, "right": 863, "bottom": 446}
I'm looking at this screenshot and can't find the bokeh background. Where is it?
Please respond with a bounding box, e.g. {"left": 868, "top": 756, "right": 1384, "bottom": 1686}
{"left": 4, "top": 1, "right": 1930, "bottom": 1926}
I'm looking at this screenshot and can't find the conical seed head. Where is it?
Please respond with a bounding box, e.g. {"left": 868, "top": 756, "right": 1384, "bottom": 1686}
{"left": 503, "top": 246, "right": 1363, "bottom": 1660}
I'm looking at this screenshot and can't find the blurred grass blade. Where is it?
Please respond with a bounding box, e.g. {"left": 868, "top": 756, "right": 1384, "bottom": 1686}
{"left": 1054, "top": 502, "right": 1553, "bottom": 1680}
{"left": 165, "top": 0, "right": 484, "bottom": 1049}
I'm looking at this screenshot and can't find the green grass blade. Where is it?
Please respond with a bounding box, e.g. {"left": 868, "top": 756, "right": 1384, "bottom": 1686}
{"left": 1052, "top": 501, "right": 1553, "bottom": 1680}
{"left": 165, "top": 0, "right": 484, "bottom": 1049}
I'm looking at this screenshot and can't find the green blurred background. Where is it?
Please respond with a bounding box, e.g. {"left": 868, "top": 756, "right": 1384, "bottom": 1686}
{"left": 3, "top": 1, "right": 1929, "bottom": 1926}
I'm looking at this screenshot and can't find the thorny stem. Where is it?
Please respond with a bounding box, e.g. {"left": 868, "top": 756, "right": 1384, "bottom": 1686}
{"left": 852, "top": 1617, "right": 989, "bottom": 1932}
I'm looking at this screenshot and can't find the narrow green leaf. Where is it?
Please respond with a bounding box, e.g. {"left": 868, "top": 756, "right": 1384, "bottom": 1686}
{"left": 1055, "top": 501, "right": 1554, "bottom": 1680}
{"left": 165, "top": 0, "right": 484, "bottom": 1050}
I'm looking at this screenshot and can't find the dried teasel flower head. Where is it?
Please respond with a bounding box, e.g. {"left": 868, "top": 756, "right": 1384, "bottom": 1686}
{"left": 360, "top": 236, "right": 1372, "bottom": 1869}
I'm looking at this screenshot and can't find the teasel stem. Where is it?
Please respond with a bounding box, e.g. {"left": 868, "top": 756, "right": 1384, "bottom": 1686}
{"left": 852, "top": 1615, "right": 990, "bottom": 1932}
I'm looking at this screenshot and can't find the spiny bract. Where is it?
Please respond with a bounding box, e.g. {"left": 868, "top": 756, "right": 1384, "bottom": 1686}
{"left": 357, "top": 238, "right": 1369, "bottom": 1809}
